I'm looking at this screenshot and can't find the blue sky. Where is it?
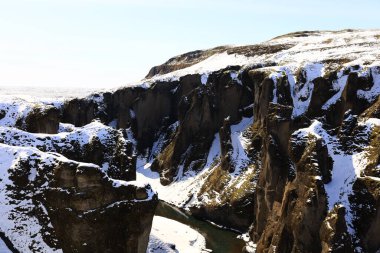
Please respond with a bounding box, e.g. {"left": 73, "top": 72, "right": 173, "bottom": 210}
{"left": 0, "top": 0, "right": 379, "bottom": 88}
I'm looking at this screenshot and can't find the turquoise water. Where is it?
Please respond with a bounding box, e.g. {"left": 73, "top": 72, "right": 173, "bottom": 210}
{"left": 155, "top": 201, "right": 245, "bottom": 253}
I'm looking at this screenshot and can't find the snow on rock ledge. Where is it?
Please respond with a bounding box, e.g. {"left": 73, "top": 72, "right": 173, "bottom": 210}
{"left": 137, "top": 29, "right": 380, "bottom": 89}
{"left": 0, "top": 143, "right": 157, "bottom": 253}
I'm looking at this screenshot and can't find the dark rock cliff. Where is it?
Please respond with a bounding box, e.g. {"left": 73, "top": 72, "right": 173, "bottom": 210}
{"left": 0, "top": 145, "right": 157, "bottom": 253}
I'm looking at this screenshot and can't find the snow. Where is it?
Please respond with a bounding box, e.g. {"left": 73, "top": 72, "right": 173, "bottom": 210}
{"left": 147, "top": 216, "right": 207, "bottom": 253}
{"left": 0, "top": 238, "right": 11, "bottom": 253}
{"left": 267, "top": 30, "right": 380, "bottom": 67}
{"left": 0, "top": 100, "right": 33, "bottom": 127}
{"left": 230, "top": 71, "right": 242, "bottom": 85}
{"left": 0, "top": 144, "right": 63, "bottom": 253}
{"left": 229, "top": 117, "right": 253, "bottom": 176}
{"left": 363, "top": 117, "right": 380, "bottom": 127}
{"left": 117, "top": 30, "right": 380, "bottom": 92}
{"left": 129, "top": 109, "right": 136, "bottom": 119}
{"left": 151, "top": 52, "right": 256, "bottom": 83}
{"left": 294, "top": 119, "right": 380, "bottom": 235}
{"left": 0, "top": 140, "right": 152, "bottom": 252}
{"left": 291, "top": 62, "right": 324, "bottom": 117}
{"left": 136, "top": 117, "right": 253, "bottom": 209}
{"left": 295, "top": 121, "right": 357, "bottom": 231}
{"left": 263, "top": 62, "right": 328, "bottom": 118}
{"left": 136, "top": 132, "right": 220, "bottom": 207}
{"left": 201, "top": 74, "right": 208, "bottom": 85}
{"left": 357, "top": 67, "right": 380, "bottom": 103}
{"left": 244, "top": 242, "right": 257, "bottom": 253}
{"left": 0, "top": 120, "right": 128, "bottom": 175}
{"left": 322, "top": 70, "right": 349, "bottom": 110}
{"left": 0, "top": 86, "right": 96, "bottom": 101}
{"left": 111, "top": 179, "right": 157, "bottom": 201}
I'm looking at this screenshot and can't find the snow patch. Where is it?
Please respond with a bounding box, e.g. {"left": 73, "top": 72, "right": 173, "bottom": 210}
{"left": 147, "top": 216, "right": 207, "bottom": 253}
{"left": 294, "top": 119, "right": 380, "bottom": 235}
{"left": 357, "top": 67, "right": 380, "bottom": 103}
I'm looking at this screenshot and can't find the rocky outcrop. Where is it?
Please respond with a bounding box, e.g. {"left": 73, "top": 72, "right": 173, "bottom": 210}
{"left": 320, "top": 205, "right": 353, "bottom": 253}
{"left": 246, "top": 68, "right": 380, "bottom": 252}
{"left": 0, "top": 144, "right": 157, "bottom": 253}
{"left": 62, "top": 94, "right": 111, "bottom": 127}
{"left": 306, "top": 76, "right": 336, "bottom": 118}
{"left": 145, "top": 47, "right": 229, "bottom": 78}
{"left": 45, "top": 162, "right": 157, "bottom": 253}
{"left": 24, "top": 105, "right": 60, "bottom": 134}
{"left": 350, "top": 177, "right": 380, "bottom": 252}
{"left": 253, "top": 126, "right": 332, "bottom": 253}
{"left": 132, "top": 81, "right": 178, "bottom": 149}
{"left": 0, "top": 122, "right": 136, "bottom": 181}
{"left": 219, "top": 117, "right": 234, "bottom": 172}
{"left": 151, "top": 68, "right": 253, "bottom": 185}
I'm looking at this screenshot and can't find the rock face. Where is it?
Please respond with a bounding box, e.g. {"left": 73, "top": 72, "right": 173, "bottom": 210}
{"left": 0, "top": 144, "right": 157, "bottom": 253}
{"left": 151, "top": 69, "right": 253, "bottom": 186}
{"left": 255, "top": 132, "right": 331, "bottom": 253}
{"left": 24, "top": 105, "right": 60, "bottom": 134}
{"left": 320, "top": 205, "right": 353, "bottom": 253}
{"left": 0, "top": 121, "right": 136, "bottom": 181}
{"left": 45, "top": 162, "right": 157, "bottom": 253}
{"left": 350, "top": 177, "right": 380, "bottom": 252}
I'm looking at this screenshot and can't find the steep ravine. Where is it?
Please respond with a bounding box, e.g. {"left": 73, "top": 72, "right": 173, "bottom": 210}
{"left": 0, "top": 29, "right": 380, "bottom": 253}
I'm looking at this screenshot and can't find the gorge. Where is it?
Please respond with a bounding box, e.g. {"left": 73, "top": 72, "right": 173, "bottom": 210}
{"left": 0, "top": 29, "right": 380, "bottom": 253}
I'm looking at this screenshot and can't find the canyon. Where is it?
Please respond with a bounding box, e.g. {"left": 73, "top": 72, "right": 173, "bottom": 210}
{"left": 0, "top": 29, "right": 380, "bottom": 252}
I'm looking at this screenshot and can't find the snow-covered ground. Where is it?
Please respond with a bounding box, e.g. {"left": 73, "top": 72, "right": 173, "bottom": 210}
{"left": 0, "top": 144, "right": 64, "bottom": 253}
{"left": 123, "top": 29, "right": 380, "bottom": 89}
{"left": 0, "top": 86, "right": 97, "bottom": 101}
{"left": 147, "top": 216, "right": 208, "bottom": 253}
{"left": 0, "top": 238, "right": 11, "bottom": 253}
{"left": 150, "top": 52, "right": 255, "bottom": 83}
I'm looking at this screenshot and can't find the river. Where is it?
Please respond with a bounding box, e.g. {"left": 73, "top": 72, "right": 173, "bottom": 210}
{"left": 155, "top": 201, "right": 246, "bottom": 253}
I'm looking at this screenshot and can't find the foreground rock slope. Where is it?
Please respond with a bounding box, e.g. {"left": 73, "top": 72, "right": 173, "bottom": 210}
{"left": 0, "top": 29, "right": 380, "bottom": 253}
